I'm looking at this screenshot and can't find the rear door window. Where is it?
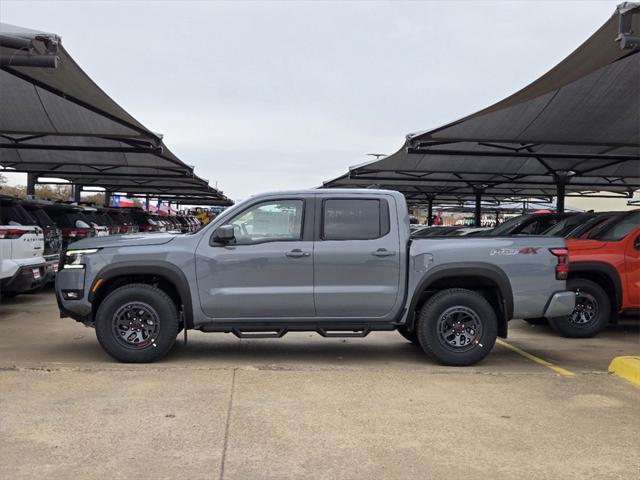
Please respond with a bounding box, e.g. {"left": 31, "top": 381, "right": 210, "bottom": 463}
{"left": 322, "top": 199, "right": 388, "bottom": 240}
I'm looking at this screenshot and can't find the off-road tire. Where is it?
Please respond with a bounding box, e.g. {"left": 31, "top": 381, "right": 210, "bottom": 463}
{"left": 416, "top": 288, "right": 498, "bottom": 366}
{"left": 548, "top": 278, "right": 610, "bottom": 338}
{"left": 95, "top": 283, "right": 179, "bottom": 362}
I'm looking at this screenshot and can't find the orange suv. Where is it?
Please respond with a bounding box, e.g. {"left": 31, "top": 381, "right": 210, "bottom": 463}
{"left": 548, "top": 210, "right": 640, "bottom": 337}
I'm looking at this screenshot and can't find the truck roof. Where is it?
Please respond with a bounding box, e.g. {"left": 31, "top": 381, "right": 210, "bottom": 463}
{"left": 252, "top": 188, "right": 403, "bottom": 197}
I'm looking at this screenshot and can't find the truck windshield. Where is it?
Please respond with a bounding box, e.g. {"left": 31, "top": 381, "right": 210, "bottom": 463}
{"left": 543, "top": 214, "right": 589, "bottom": 236}
{"left": 589, "top": 211, "right": 640, "bottom": 242}
{"left": 486, "top": 215, "right": 528, "bottom": 236}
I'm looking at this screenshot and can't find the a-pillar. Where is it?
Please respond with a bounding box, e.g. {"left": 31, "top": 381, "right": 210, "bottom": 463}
{"left": 26, "top": 173, "right": 37, "bottom": 197}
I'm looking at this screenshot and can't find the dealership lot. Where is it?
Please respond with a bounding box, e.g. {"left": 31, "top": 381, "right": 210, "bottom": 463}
{"left": 1, "top": 288, "right": 638, "bottom": 480}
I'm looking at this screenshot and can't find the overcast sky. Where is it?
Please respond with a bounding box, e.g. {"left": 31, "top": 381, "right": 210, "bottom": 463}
{"left": 0, "top": 0, "right": 622, "bottom": 201}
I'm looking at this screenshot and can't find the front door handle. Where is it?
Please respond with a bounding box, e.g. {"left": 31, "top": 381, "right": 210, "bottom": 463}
{"left": 372, "top": 248, "right": 396, "bottom": 257}
{"left": 285, "top": 249, "right": 310, "bottom": 258}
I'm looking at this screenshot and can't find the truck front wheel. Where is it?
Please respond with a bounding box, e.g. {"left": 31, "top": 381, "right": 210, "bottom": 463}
{"left": 95, "top": 283, "right": 179, "bottom": 363}
{"left": 416, "top": 288, "right": 497, "bottom": 366}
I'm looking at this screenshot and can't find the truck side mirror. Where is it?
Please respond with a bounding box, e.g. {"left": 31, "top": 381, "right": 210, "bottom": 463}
{"left": 214, "top": 224, "right": 235, "bottom": 243}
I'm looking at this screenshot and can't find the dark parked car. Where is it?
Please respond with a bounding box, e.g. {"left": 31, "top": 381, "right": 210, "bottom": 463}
{"left": 21, "top": 200, "right": 63, "bottom": 282}
{"left": 105, "top": 208, "right": 139, "bottom": 234}
{"left": 542, "top": 211, "right": 617, "bottom": 238}
{"left": 122, "top": 208, "right": 162, "bottom": 233}
{"left": 480, "top": 213, "right": 576, "bottom": 236}
{"left": 94, "top": 207, "right": 120, "bottom": 235}
{"left": 42, "top": 203, "right": 96, "bottom": 249}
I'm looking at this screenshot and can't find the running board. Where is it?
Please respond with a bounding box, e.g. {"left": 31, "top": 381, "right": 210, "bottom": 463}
{"left": 231, "top": 327, "right": 287, "bottom": 339}
{"left": 316, "top": 327, "right": 370, "bottom": 338}
{"left": 200, "top": 322, "right": 388, "bottom": 338}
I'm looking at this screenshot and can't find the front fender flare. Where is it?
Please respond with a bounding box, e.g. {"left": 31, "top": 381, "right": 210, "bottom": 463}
{"left": 92, "top": 261, "right": 194, "bottom": 329}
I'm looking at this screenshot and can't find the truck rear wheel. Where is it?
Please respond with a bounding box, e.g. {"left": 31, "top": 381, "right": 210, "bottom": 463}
{"left": 548, "top": 278, "right": 610, "bottom": 338}
{"left": 416, "top": 288, "right": 497, "bottom": 366}
{"left": 95, "top": 283, "right": 179, "bottom": 363}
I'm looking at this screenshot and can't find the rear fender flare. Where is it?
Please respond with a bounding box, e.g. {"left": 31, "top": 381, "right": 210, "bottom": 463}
{"left": 406, "top": 263, "right": 513, "bottom": 336}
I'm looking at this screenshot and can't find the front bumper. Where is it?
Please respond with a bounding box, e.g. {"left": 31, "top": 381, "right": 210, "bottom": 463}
{"left": 543, "top": 291, "right": 576, "bottom": 319}
{"left": 55, "top": 265, "right": 92, "bottom": 323}
{"left": 1, "top": 263, "right": 46, "bottom": 294}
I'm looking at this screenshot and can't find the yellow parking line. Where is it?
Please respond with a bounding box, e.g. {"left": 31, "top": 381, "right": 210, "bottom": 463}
{"left": 496, "top": 339, "right": 575, "bottom": 377}
{"left": 608, "top": 356, "right": 640, "bottom": 387}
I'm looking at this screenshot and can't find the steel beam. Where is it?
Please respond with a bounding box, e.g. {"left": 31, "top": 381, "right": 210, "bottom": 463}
{"left": 406, "top": 147, "right": 640, "bottom": 162}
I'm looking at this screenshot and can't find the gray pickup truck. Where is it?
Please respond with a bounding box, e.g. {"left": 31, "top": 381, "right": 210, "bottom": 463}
{"left": 55, "top": 189, "right": 574, "bottom": 365}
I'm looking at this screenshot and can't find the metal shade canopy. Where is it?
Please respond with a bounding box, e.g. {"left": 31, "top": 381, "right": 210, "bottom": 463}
{"left": 323, "top": 173, "right": 568, "bottom": 201}
{"left": 345, "top": 3, "right": 640, "bottom": 213}
{"left": 0, "top": 22, "right": 232, "bottom": 206}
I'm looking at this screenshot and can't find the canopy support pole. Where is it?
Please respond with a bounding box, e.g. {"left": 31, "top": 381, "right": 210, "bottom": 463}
{"left": 145, "top": 195, "right": 150, "bottom": 212}
{"left": 74, "top": 185, "right": 82, "bottom": 203}
{"left": 474, "top": 190, "right": 483, "bottom": 227}
{"left": 554, "top": 171, "right": 571, "bottom": 213}
{"left": 104, "top": 190, "right": 111, "bottom": 207}
{"left": 26, "top": 173, "right": 36, "bottom": 197}
{"left": 556, "top": 182, "right": 566, "bottom": 213}
{"left": 427, "top": 197, "right": 434, "bottom": 225}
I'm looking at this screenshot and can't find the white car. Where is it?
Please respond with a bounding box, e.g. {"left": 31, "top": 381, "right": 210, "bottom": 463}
{"left": 0, "top": 196, "right": 47, "bottom": 298}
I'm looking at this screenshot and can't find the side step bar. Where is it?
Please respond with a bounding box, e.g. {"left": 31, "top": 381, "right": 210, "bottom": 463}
{"left": 229, "top": 327, "right": 371, "bottom": 339}
{"left": 231, "top": 327, "right": 287, "bottom": 339}
{"left": 200, "top": 323, "right": 391, "bottom": 338}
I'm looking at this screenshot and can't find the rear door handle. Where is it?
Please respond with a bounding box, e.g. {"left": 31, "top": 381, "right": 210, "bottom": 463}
{"left": 372, "top": 248, "right": 396, "bottom": 257}
{"left": 285, "top": 249, "right": 310, "bottom": 258}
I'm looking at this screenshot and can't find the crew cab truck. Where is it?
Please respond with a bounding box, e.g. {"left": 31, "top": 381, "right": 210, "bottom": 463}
{"left": 548, "top": 210, "right": 639, "bottom": 338}
{"left": 55, "top": 190, "right": 575, "bottom": 365}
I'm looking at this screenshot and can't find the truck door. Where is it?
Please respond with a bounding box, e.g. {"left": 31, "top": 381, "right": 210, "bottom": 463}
{"left": 195, "top": 197, "right": 315, "bottom": 319}
{"left": 313, "top": 196, "right": 402, "bottom": 318}
{"left": 624, "top": 226, "right": 640, "bottom": 309}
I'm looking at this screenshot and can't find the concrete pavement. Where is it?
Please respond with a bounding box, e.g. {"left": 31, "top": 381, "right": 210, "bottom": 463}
{"left": 1, "top": 288, "right": 639, "bottom": 479}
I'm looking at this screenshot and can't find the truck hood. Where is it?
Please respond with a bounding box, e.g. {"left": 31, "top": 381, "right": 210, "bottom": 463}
{"left": 66, "top": 233, "right": 178, "bottom": 250}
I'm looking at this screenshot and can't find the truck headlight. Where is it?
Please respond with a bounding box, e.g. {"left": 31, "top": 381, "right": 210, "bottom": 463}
{"left": 62, "top": 248, "right": 100, "bottom": 269}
